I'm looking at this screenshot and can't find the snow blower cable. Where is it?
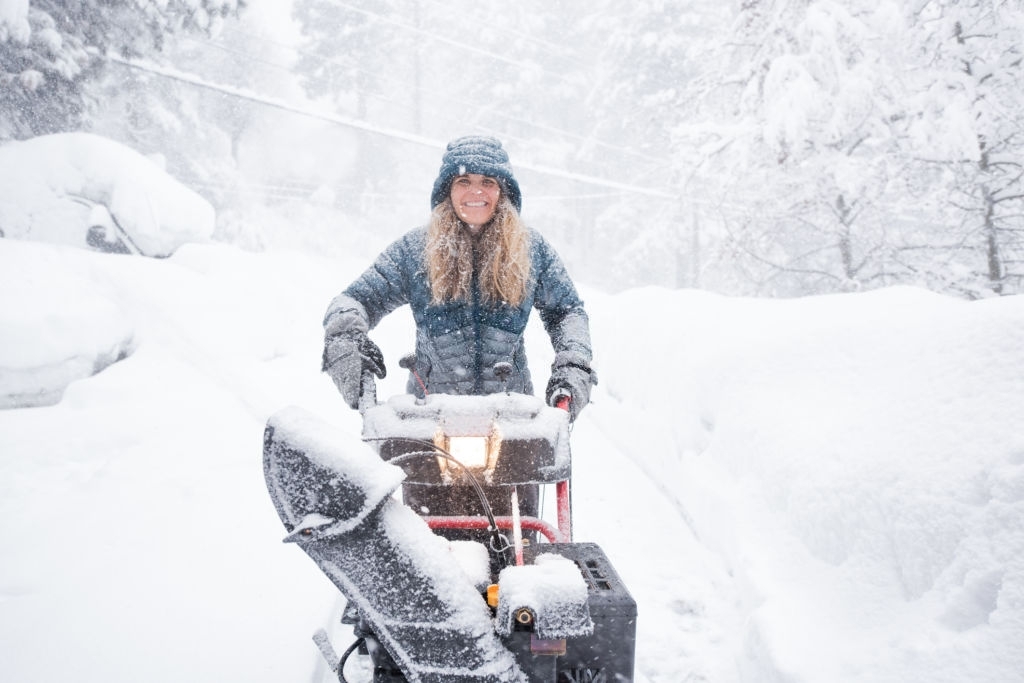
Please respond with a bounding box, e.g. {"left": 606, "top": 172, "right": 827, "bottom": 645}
{"left": 336, "top": 636, "right": 365, "bottom": 683}
{"left": 362, "top": 437, "right": 514, "bottom": 561}
{"left": 367, "top": 440, "right": 500, "bottom": 525}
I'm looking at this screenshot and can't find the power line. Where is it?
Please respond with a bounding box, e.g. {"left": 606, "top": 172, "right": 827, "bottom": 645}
{"left": 179, "top": 34, "right": 295, "bottom": 73}
{"left": 416, "top": 0, "right": 590, "bottom": 69}
{"left": 320, "top": 0, "right": 573, "bottom": 84}
{"left": 311, "top": 1, "right": 672, "bottom": 165}
{"left": 107, "top": 54, "right": 676, "bottom": 199}
{"left": 180, "top": 32, "right": 466, "bottom": 136}
{"left": 212, "top": 25, "right": 671, "bottom": 169}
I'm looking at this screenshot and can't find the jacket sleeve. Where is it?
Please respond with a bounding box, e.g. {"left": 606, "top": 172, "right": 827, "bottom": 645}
{"left": 323, "top": 232, "right": 417, "bottom": 336}
{"left": 532, "top": 235, "right": 593, "bottom": 371}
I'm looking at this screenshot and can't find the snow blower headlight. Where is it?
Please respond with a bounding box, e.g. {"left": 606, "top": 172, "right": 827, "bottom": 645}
{"left": 434, "top": 425, "right": 502, "bottom": 480}
{"left": 448, "top": 436, "right": 490, "bottom": 469}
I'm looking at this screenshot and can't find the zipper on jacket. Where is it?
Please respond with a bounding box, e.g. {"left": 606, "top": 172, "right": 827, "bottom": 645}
{"left": 471, "top": 257, "right": 484, "bottom": 394}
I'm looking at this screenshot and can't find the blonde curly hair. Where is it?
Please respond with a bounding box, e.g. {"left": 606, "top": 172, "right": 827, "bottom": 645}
{"left": 425, "top": 195, "right": 531, "bottom": 307}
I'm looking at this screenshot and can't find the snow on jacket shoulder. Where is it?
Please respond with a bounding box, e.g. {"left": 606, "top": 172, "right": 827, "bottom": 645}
{"left": 323, "top": 226, "right": 592, "bottom": 397}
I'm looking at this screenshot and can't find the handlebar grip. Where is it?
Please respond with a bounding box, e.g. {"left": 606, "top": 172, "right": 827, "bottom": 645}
{"left": 357, "top": 368, "right": 377, "bottom": 414}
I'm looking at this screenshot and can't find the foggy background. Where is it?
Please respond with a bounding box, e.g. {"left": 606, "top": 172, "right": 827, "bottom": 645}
{"left": 2, "top": 0, "right": 1022, "bottom": 298}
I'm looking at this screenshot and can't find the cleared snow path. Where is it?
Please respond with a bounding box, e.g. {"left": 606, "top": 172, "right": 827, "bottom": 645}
{"left": 571, "top": 399, "right": 742, "bottom": 683}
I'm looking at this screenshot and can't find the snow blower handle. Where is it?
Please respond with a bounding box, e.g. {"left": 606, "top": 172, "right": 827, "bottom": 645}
{"left": 552, "top": 388, "right": 572, "bottom": 412}
{"left": 357, "top": 367, "right": 377, "bottom": 414}
{"left": 550, "top": 388, "right": 574, "bottom": 542}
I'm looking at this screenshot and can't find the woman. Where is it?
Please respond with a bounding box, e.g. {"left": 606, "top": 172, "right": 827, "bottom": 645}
{"left": 322, "top": 135, "right": 595, "bottom": 421}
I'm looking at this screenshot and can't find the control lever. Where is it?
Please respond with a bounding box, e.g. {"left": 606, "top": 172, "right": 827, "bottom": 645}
{"left": 400, "top": 352, "right": 429, "bottom": 398}
{"left": 493, "top": 361, "right": 513, "bottom": 393}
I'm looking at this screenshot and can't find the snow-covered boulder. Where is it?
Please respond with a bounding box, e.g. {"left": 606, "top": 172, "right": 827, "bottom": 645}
{"left": 0, "top": 240, "right": 135, "bottom": 408}
{"left": 0, "top": 132, "right": 214, "bottom": 257}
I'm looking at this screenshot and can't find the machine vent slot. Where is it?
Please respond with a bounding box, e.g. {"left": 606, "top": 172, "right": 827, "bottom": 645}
{"left": 577, "top": 559, "right": 613, "bottom": 591}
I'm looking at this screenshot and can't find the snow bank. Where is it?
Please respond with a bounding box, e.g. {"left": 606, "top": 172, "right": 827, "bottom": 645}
{"left": 0, "top": 240, "right": 134, "bottom": 408}
{"left": 0, "top": 241, "right": 351, "bottom": 683}
{"left": 0, "top": 133, "right": 214, "bottom": 256}
{"left": 589, "top": 285, "right": 1024, "bottom": 682}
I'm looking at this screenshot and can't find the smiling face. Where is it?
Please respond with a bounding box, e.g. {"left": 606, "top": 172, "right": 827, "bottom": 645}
{"left": 449, "top": 173, "right": 500, "bottom": 230}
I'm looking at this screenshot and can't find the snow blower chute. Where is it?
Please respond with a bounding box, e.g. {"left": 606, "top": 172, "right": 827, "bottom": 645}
{"left": 263, "top": 372, "right": 636, "bottom": 682}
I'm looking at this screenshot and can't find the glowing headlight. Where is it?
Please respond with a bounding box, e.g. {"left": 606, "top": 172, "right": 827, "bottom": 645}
{"left": 448, "top": 436, "right": 490, "bottom": 469}
{"left": 434, "top": 425, "right": 502, "bottom": 481}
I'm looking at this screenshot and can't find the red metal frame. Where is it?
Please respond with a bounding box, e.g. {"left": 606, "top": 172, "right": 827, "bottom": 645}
{"left": 554, "top": 395, "right": 573, "bottom": 542}
{"left": 556, "top": 480, "right": 572, "bottom": 541}
{"left": 425, "top": 515, "right": 568, "bottom": 544}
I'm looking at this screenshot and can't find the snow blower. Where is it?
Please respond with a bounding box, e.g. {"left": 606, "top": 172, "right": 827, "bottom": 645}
{"left": 263, "top": 366, "right": 636, "bottom": 682}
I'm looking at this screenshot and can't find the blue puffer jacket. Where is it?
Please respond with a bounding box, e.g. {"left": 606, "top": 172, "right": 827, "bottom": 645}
{"left": 324, "top": 226, "right": 592, "bottom": 398}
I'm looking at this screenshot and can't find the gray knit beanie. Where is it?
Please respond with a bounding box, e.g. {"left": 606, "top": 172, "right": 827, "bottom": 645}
{"left": 430, "top": 136, "right": 522, "bottom": 213}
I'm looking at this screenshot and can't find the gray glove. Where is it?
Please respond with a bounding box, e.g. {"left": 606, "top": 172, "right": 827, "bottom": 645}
{"left": 322, "top": 333, "right": 385, "bottom": 409}
{"left": 545, "top": 361, "right": 597, "bottom": 421}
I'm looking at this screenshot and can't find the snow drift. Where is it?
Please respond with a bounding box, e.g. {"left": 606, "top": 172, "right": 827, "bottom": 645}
{"left": 0, "top": 240, "right": 135, "bottom": 408}
{"left": 588, "top": 285, "right": 1024, "bottom": 682}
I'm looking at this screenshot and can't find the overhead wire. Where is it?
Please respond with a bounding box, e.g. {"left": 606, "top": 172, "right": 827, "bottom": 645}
{"left": 106, "top": 53, "right": 678, "bottom": 199}
{"left": 317, "top": 0, "right": 576, "bottom": 84}
{"left": 105, "top": 1, "right": 747, "bottom": 203}
{"left": 417, "top": 0, "right": 586, "bottom": 63}
{"left": 180, "top": 32, "right": 464, "bottom": 136}
{"left": 328, "top": 0, "right": 671, "bottom": 166}
{"left": 122, "top": 4, "right": 681, "bottom": 197}
{"left": 213, "top": 23, "right": 671, "bottom": 169}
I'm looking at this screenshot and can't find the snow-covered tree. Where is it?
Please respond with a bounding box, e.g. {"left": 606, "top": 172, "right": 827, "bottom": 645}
{"left": 710, "top": 1, "right": 914, "bottom": 295}
{"left": 569, "top": 0, "right": 734, "bottom": 290}
{"left": 0, "top": 0, "right": 244, "bottom": 140}
{"left": 896, "top": 0, "right": 1024, "bottom": 296}
{"left": 699, "top": 0, "right": 1024, "bottom": 298}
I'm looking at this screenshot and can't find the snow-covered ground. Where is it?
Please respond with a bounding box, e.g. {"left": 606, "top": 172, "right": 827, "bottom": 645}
{"left": 1, "top": 124, "right": 1022, "bottom": 683}
{"left": 2, "top": 230, "right": 1023, "bottom": 682}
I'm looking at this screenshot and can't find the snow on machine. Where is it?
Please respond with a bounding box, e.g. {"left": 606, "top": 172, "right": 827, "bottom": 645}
{"left": 263, "top": 363, "right": 636, "bottom": 682}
